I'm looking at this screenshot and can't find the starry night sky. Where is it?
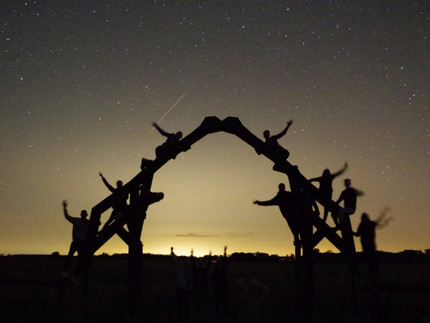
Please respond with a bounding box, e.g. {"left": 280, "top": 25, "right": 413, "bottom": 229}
{"left": 1, "top": 1, "right": 429, "bottom": 256}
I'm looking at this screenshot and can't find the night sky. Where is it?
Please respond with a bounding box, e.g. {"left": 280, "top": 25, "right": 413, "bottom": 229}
{"left": 1, "top": 1, "right": 429, "bottom": 256}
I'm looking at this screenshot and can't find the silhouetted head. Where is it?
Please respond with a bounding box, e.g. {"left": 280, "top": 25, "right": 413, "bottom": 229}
{"left": 116, "top": 180, "right": 123, "bottom": 188}
{"left": 322, "top": 169, "right": 331, "bottom": 177}
{"left": 263, "top": 130, "right": 270, "bottom": 140}
{"left": 361, "top": 212, "right": 370, "bottom": 222}
{"left": 175, "top": 131, "right": 183, "bottom": 139}
{"left": 80, "top": 210, "right": 88, "bottom": 219}
{"left": 278, "top": 183, "right": 286, "bottom": 191}
{"left": 344, "top": 178, "right": 351, "bottom": 187}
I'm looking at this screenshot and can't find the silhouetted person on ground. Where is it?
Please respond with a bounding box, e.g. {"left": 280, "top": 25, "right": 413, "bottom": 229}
{"left": 354, "top": 209, "right": 392, "bottom": 286}
{"left": 190, "top": 249, "right": 211, "bottom": 322}
{"left": 152, "top": 122, "right": 183, "bottom": 159}
{"left": 309, "top": 162, "right": 348, "bottom": 224}
{"left": 254, "top": 183, "right": 300, "bottom": 245}
{"left": 263, "top": 120, "right": 293, "bottom": 161}
{"left": 99, "top": 172, "right": 128, "bottom": 231}
{"left": 62, "top": 200, "right": 89, "bottom": 276}
{"left": 211, "top": 246, "right": 229, "bottom": 319}
{"left": 171, "top": 247, "right": 192, "bottom": 321}
{"left": 335, "top": 178, "right": 363, "bottom": 228}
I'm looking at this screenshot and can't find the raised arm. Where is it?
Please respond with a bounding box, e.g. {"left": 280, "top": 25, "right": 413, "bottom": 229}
{"left": 152, "top": 122, "right": 170, "bottom": 137}
{"left": 332, "top": 162, "right": 348, "bottom": 178}
{"left": 375, "top": 207, "right": 393, "bottom": 229}
{"left": 62, "top": 200, "right": 73, "bottom": 223}
{"left": 99, "top": 172, "right": 115, "bottom": 192}
{"left": 272, "top": 120, "right": 293, "bottom": 140}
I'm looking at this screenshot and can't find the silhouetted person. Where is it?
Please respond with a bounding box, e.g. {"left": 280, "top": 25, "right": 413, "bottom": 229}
{"left": 354, "top": 209, "right": 392, "bottom": 286}
{"left": 140, "top": 157, "right": 153, "bottom": 170}
{"left": 211, "top": 246, "right": 228, "bottom": 319}
{"left": 152, "top": 122, "right": 183, "bottom": 159}
{"left": 335, "top": 178, "right": 363, "bottom": 227}
{"left": 254, "top": 183, "right": 300, "bottom": 245}
{"left": 62, "top": 200, "right": 89, "bottom": 276}
{"left": 171, "top": 247, "right": 192, "bottom": 320}
{"left": 263, "top": 120, "right": 293, "bottom": 160}
{"left": 190, "top": 249, "right": 211, "bottom": 322}
{"left": 99, "top": 172, "right": 128, "bottom": 231}
{"left": 309, "top": 162, "right": 348, "bottom": 224}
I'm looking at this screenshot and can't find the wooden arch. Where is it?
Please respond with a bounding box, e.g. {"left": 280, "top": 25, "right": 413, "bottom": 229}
{"left": 78, "top": 116, "right": 357, "bottom": 309}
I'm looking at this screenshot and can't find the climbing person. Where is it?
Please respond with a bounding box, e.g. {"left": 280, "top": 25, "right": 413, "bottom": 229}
{"left": 262, "top": 120, "right": 293, "bottom": 161}
{"left": 99, "top": 172, "right": 128, "bottom": 231}
{"left": 254, "top": 183, "right": 300, "bottom": 245}
{"left": 309, "top": 162, "right": 348, "bottom": 224}
{"left": 335, "top": 178, "right": 364, "bottom": 228}
{"left": 152, "top": 122, "right": 183, "bottom": 159}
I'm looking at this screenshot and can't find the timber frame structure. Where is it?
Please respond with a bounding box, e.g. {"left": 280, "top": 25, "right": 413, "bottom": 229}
{"left": 78, "top": 116, "right": 357, "bottom": 312}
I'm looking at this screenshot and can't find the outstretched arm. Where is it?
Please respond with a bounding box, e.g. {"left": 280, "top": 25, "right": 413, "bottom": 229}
{"left": 99, "top": 172, "right": 115, "bottom": 192}
{"left": 152, "top": 122, "right": 170, "bottom": 137}
{"left": 272, "top": 120, "right": 293, "bottom": 140}
{"left": 62, "top": 200, "right": 73, "bottom": 223}
{"left": 376, "top": 207, "right": 393, "bottom": 229}
{"left": 253, "top": 195, "right": 278, "bottom": 206}
{"left": 332, "top": 162, "right": 348, "bottom": 178}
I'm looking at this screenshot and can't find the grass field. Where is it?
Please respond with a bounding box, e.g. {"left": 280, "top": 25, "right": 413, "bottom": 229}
{"left": 1, "top": 255, "right": 430, "bottom": 322}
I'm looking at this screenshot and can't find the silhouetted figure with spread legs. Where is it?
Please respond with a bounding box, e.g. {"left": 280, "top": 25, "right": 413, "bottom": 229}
{"left": 309, "top": 162, "right": 348, "bottom": 224}
{"left": 335, "top": 178, "right": 364, "bottom": 229}
{"left": 62, "top": 200, "right": 89, "bottom": 276}
{"left": 211, "top": 246, "right": 229, "bottom": 320}
{"left": 263, "top": 120, "right": 293, "bottom": 161}
{"left": 171, "top": 247, "right": 192, "bottom": 321}
{"left": 99, "top": 172, "right": 128, "bottom": 231}
{"left": 152, "top": 122, "right": 183, "bottom": 159}
{"left": 354, "top": 209, "right": 392, "bottom": 286}
{"left": 254, "top": 183, "right": 300, "bottom": 246}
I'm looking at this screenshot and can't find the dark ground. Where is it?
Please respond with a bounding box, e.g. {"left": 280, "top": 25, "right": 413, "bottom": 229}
{"left": 1, "top": 254, "right": 430, "bottom": 322}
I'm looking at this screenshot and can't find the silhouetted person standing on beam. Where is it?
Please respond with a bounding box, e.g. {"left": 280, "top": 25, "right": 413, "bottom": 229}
{"left": 62, "top": 200, "right": 89, "bottom": 276}
{"left": 309, "top": 162, "right": 348, "bottom": 224}
{"left": 152, "top": 122, "right": 183, "bottom": 159}
{"left": 263, "top": 120, "right": 293, "bottom": 160}
{"left": 335, "top": 178, "right": 363, "bottom": 228}
{"left": 99, "top": 172, "right": 128, "bottom": 231}
{"left": 254, "top": 183, "right": 300, "bottom": 245}
{"left": 354, "top": 209, "right": 392, "bottom": 286}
